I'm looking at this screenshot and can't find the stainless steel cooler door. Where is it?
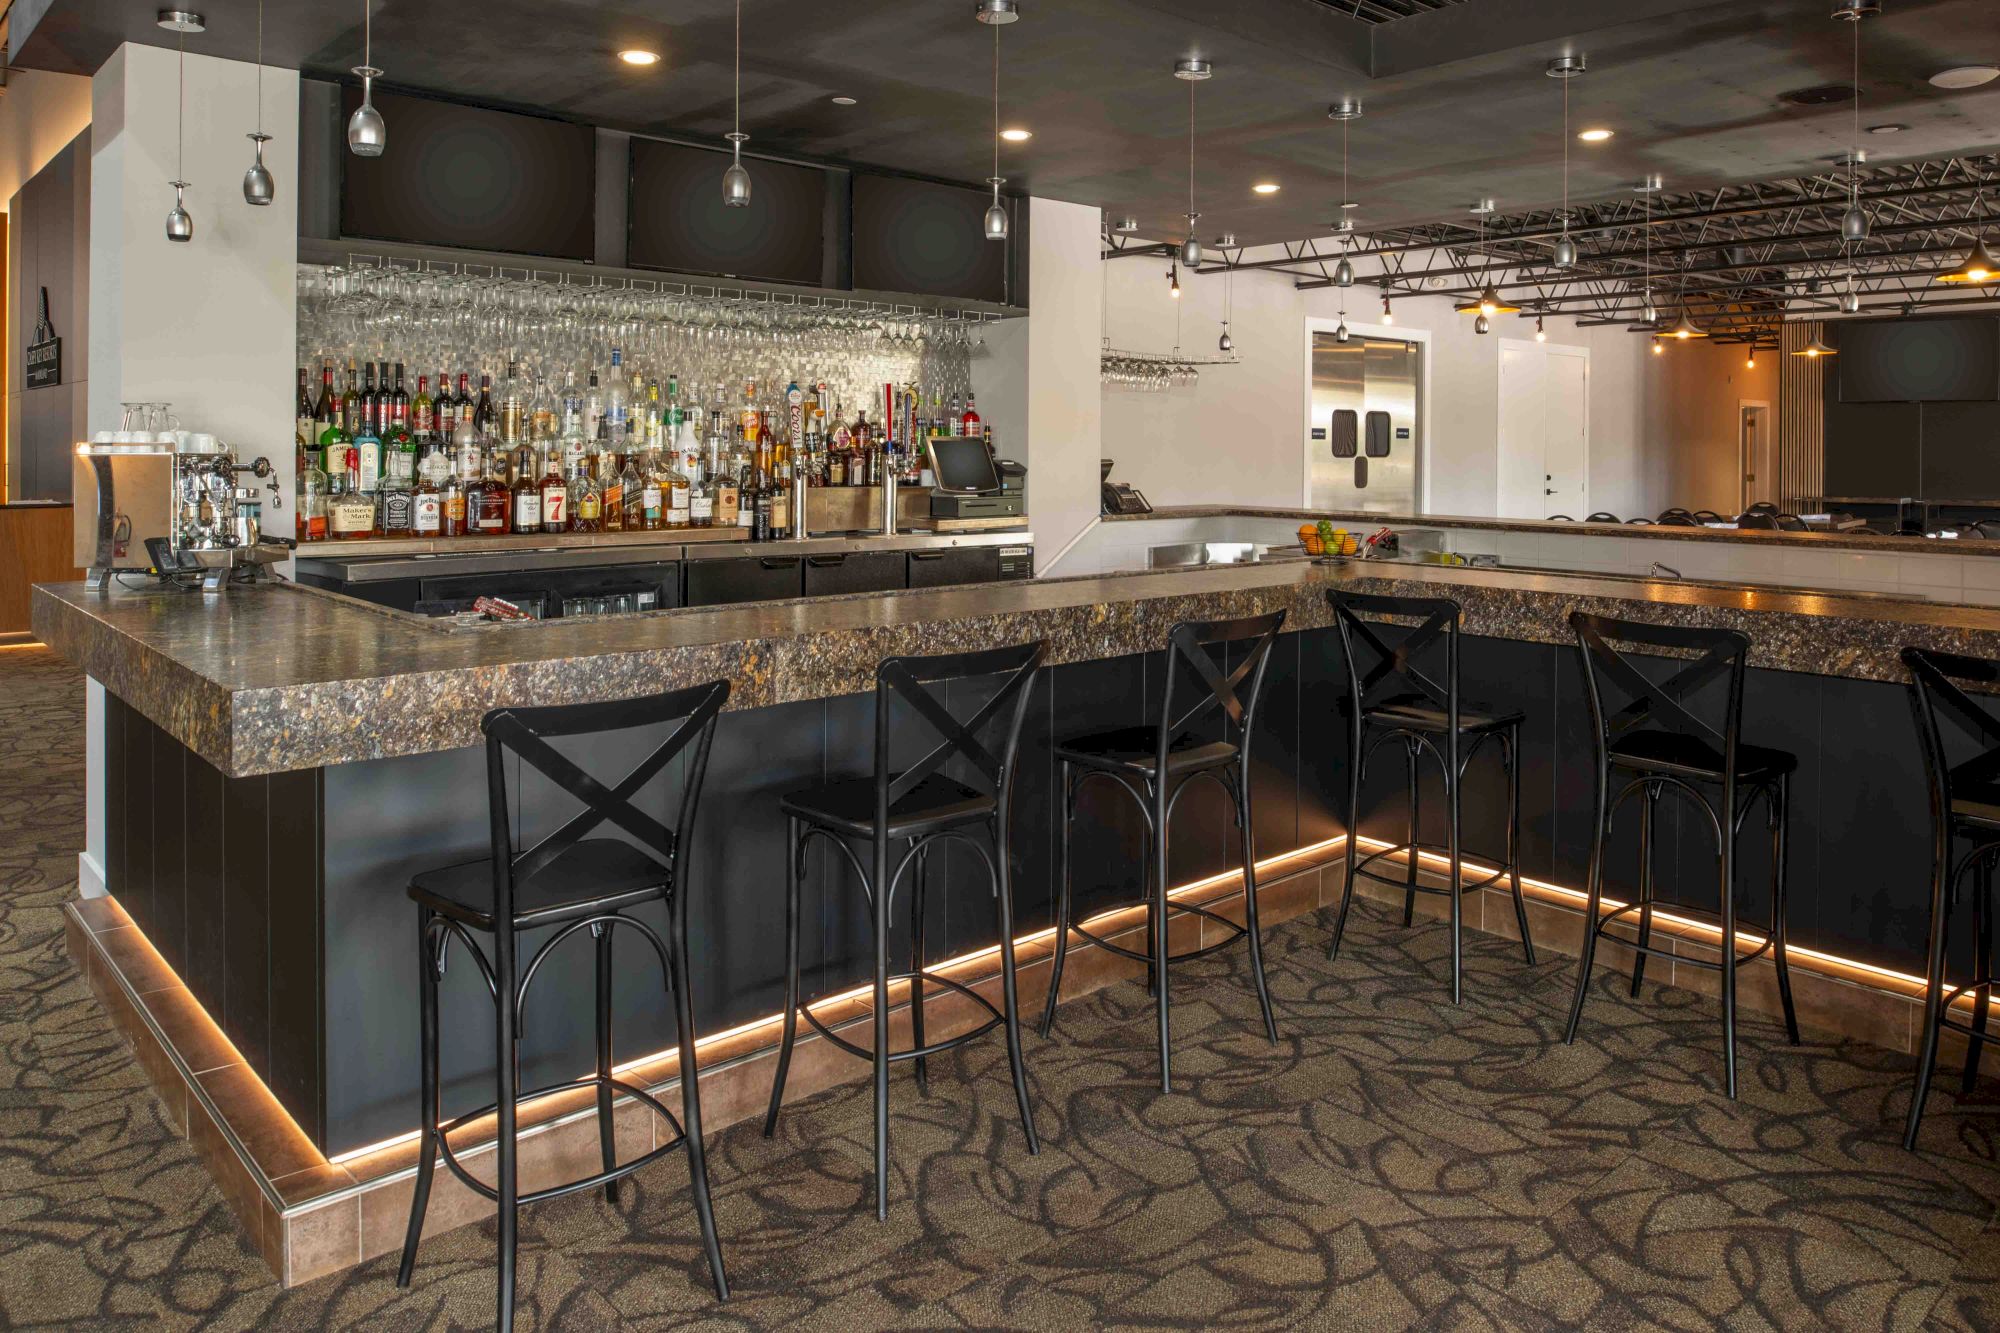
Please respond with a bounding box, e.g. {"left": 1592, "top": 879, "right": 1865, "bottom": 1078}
{"left": 1308, "top": 334, "right": 1420, "bottom": 513}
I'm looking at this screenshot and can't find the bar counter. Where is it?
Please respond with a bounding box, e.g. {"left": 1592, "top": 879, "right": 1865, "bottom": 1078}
{"left": 29, "top": 557, "right": 1974, "bottom": 1172}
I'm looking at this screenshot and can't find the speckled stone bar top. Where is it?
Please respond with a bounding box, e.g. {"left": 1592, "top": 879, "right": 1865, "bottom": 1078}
{"left": 1108, "top": 504, "right": 2000, "bottom": 558}
{"left": 33, "top": 560, "right": 2000, "bottom": 778}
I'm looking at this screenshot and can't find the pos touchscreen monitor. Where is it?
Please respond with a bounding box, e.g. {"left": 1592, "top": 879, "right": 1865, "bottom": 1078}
{"left": 925, "top": 434, "right": 1002, "bottom": 494}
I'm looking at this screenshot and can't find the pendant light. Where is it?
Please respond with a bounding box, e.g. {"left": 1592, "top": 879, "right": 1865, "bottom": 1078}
{"left": 1793, "top": 335, "right": 1839, "bottom": 357}
{"left": 347, "top": 1, "right": 385, "bottom": 157}
{"left": 1168, "top": 263, "right": 1181, "bottom": 298}
{"left": 1535, "top": 315, "right": 1548, "bottom": 342}
{"left": 1475, "top": 313, "right": 1491, "bottom": 335}
{"left": 1455, "top": 201, "right": 1521, "bottom": 314}
{"left": 983, "top": 13, "right": 1008, "bottom": 240}
{"left": 1381, "top": 295, "right": 1394, "bottom": 325}
{"left": 723, "top": 0, "right": 751, "bottom": 206}
{"left": 1936, "top": 236, "right": 2000, "bottom": 284}
{"left": 1635, "top": 175, "right": 1661, "bottom": 326}
{"left": 1665, "top": 310, "right": 1708, "bottom": 339}
{"left": 242, "top": 0, "right": 274, "bottom": 205}
{"left": 159, "top": 10, "right": 201, "bottom": 242}
{"left": 1839, "top": 273, "right": 1862, "bottom": 313}
{"left": 1218, "top": 234, "right": 1235, "bottom": 352}
{"left": 1174, "top": 58, "right": 1210, "bottom": 268}
{"left": 1547, "top": 55, "right": 1584, "bottom": 268}
{"left": 972, "top": 0, "right": 1018, "bottom": 21}
{"left": 1836, "top": 2, "right": 1874, "bottom": 241}
{"left": 1329, "top": 101, "right": 1361, "bottom": 286}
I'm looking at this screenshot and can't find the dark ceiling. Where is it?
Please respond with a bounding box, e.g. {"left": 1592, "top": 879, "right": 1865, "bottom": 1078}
{"left": 12, "top": 0, "right": 2000, "bottom": 244}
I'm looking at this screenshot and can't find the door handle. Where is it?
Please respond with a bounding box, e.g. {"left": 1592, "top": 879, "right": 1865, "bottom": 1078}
{"left": 806, "top": 554, "right": 846, "bottom": 567}
{"left": 911, "top": 551, "right": 944, "bottom": 561}
{"left": 758, "top": 558, "right": 794, "bottom": 570}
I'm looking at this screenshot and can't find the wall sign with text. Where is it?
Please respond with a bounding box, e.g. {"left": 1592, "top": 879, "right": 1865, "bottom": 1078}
{"left": 25, "top": 287, "right": 61, "bottom": 390}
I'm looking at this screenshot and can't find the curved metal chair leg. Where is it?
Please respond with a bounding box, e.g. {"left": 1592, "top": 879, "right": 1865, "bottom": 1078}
{"left": 396, "top": 909, "right": 439, "bottom": 1288}
{"left": 1967, "top": 854, "right": 1994, "bottom": 1093}
{"left": 1503, "top": 729, "right": 1535, "bottom": 964}
{"left": 1038, "top": 763, "right": 1075, "bottom": 1039}
{"left": 1329, "top": 722, "right": 1364, "bottom": 961}
{"left": 1631, "top": 785, "right": 1659, "bottom": 997}
{"left": 1770, "top": 775, "right": 1800, "bottom": 1046}
{"left": 762, "top": 818, "right": 805, "bottom": 1137}
{"left": 593, "top": 920, "right": 619, "bottom": 1204}
{"left": 1402, "top": 740, "right": 1421, "bottom": 929}
{"left": 1152, "top": 777, "right": 1173, "bottom": 1095}
{"left": 991, "top": 817, "right": 1040, "bottom": 1154}
{"left": 668, "top": 892, "right": 729, "bottom": 1299}
{"left": 1234, "top": 771, "right": 1279, "bottom": 1043}
{"left": 910, "top": 843, "right": 929, "bottom": 1097}
{"left": 1565, "top": 769, "right": 1612, "bottom": 1045}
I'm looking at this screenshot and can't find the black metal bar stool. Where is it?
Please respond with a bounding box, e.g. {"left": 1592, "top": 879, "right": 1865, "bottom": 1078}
{"left": 396, "top": 680, "right": 732, "bottom": 1331}
{"left": 1037, "top": 610, "right": 1286, "bottom": 1094}
{"left": 762, "top": 641, "right": 1046, "bottom": 1219}
{"left": 1565, "top": 612, "right": 1800, "bottom": 1099}
{"left": 1325, "top": 591, "right": 1536, "bottom": 1003}
{"left": 1902, "top": 646, "right": 2000, "bottom": 1147}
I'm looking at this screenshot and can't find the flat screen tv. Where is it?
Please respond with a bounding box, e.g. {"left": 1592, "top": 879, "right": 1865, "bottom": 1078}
{"left": 850, "top": 173, "right": 1010, "bottom": 304}
{"left": 627, "top": 139, "right": 826, "bottom": 285}
{"left": 1837, "top": 316, "right": 2000, "bottom": 402}
{"left": 339, "top": 89, "right": 595, "bottom": 261}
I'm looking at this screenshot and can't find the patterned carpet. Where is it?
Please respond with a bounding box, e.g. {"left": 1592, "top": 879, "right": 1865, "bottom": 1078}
{"left": 6, "top": 644, "right": 2000, "bottom": 1330}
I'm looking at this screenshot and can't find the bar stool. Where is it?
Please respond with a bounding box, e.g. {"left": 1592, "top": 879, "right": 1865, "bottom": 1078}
{"left": 396, "top": 680, "right": 732, "bottom": 1331}
{"left": 1038, "top": 611, "right": 1286, "bottom": 1093}
{"left": 1901, "top": 647, "right": 2000, "bottom": 1148}
{"left": 1565, "top": 613, "right": 1800, "bottom": 1099}
{"left": 763, "top": 641, "right": 1046, "bottom": 1219}
{"left": 1325, "top": 591, "right": 1537, "bottom": 1004}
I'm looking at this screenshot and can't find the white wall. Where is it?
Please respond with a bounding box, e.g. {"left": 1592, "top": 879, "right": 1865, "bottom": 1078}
{"left": 0, "top": 69, "right": 92, "bottom": 212}
{"left": 88, "top": 45, "right": 299, "bottom": 512}
{"left": 1100, "top": 243, "right": 1673, "bottom": 522}
{"left": 1022, "top": 197, "right": 1104, "bottom": 572}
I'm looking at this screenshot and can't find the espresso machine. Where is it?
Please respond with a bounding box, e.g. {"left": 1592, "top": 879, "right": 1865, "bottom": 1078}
{"left": 76, "top": 422, "right": 288, "bottom": 591}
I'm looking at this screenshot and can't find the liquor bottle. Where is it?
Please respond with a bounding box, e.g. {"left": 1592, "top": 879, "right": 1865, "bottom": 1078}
{"left": 601, "top": 449, "right": 624, "bottom": 532}
{"left": 831, "top": 398, "right": 851, "bottom": 454}
{"left": 745, "top": 461, "right": 767, "bottom": 540}
{"left": 352, "top": 417, "right": 383, "bottom": 500}
{"left": 296, "top": 368, "right": 315, "bottom": 454}
{"left": 568, "top": 458, "right": 602, "bottom": 533}
{"left": 313, "top": 360, "right": 339, "bottom": 447}
{"left": 473, "top": 444, "right": 512, "bottom": 536}
{"left": 583, "top": 370, "right": 604, "bottom": 446}
{"left": 340, "top": 358, "right": 361, "bottom": 437}
{"left": 443, "top": 419, "right": 477, "bottom": 538}
{"left": 435, "top": 369, "right": 458, "bottom": 442}
{"left": 530, "top": 370, "right": 558, "bottom": 445}
{"left": 827, "top": 441, "right": 848, "bottom": 487}
{"left": 356, "top": 361, "right": 377, "bottom": 438}
{"left": 391, "top": 363, "right": 410, "bottom": 434}
{"left": 328, "top": 471, "right": 377, "bottom": 541}
{"left": 379, "top": 467, "right": 415, "bottom": 537}
{"left": 411, "top": 374, "right": 435, "bottom": 442}
{"left": 605, "top": 349, "right": 629, "bottom": 447}
{"left": 299, "top": 443, "right": 329, "bottom": 543}
{"left": 538, "top": 451, "right": 567, "bottom": 533}
{"left": 665, "top": 447, "right": 691, "bottom": 530}
{"left": 620, "top": 450, "right": 646, "bottom": 531}
{"left": 384, "top": 395, "right": 416, "bottom": 494}
{"left": 769, "top": 452, "right": 791, "bottom": 539}
{"left": 500, "top": 361, "right": 525, "bottom": 448}
{"left": 712, "top": 416, "right": 741, "bottom": 530}
{"left": 472, "top": 373, "right": 496, "bottom": 440}
{"left": 375, "top": 361, "right": 392, "bottom": 433}
{"left": 739, "top": 381, "right": 760, "bottom": 452}
{"left": 412, "top": 439, "right": 443, "bottom": 537}
{"left": 635, "top": 446, "right": 663, "bottom": 531}
{"left": 960, "top": 393, "right": 981, "bottom": 439}
{"left": 687, "top": 453, "right": 712, "bottom": 528}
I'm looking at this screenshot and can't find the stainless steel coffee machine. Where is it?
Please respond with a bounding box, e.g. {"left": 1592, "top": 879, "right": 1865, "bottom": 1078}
{"left": 75, "top": 431, "right": 287, "bottom": 591}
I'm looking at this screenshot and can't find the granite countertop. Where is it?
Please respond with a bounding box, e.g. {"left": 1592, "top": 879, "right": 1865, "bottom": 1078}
{"left": 1106, "top": 505, "right": 2000, "bottom": 557}
{"left": 34, "top": 560, "right": 1998, "bottom": 778}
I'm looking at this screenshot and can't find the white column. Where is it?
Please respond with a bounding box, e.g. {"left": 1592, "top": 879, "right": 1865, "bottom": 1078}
{"left": 88, "top": 43, "right": 299, "bottom": 508}
{"left": 1024, "top": 197, "right": 1103, "bottom": 573}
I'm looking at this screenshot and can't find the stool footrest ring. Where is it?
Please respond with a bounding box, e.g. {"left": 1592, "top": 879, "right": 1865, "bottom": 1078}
{"left": 1350, "top": 841, "right": 1509, "bottom": 896}
{"left": 797, "top": 969, "right": 1007, "bottom": 1065}
{"left": 1588, "top": 900, "right": 1779, "bottom": 970}
{"left": 1066, "top": 900, "right": 1251, "bottom": 966}
{"left": 433, "top": 1073, "right": 689, "bottom": 1206}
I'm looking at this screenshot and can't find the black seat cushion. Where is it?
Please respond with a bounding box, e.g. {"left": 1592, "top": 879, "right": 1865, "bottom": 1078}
{"left": 409, "top": 838, "right": 671, "bottom": 931}
{"left": 781, "top": 774, "right": 995, "bottom": 839}
{"left": 1055, "top": 725, "right": 1239, "bottom": 777}
{"left": 1607, "top": 730, "right": 1797, "bottom": 783}
{"left": 1360, "top": 693, "right": 1523, "bottom": 735}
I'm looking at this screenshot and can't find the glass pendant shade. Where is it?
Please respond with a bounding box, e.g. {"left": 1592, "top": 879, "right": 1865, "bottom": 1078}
{"left": 1642, "top": 300, "right": 1659, "bottom": 323}
{"left": 723, "top": 134, "right": 752, "bottom": 207}
{"left": 1180, "top": 235, "right": 1202, "bottom": 268}
{"left": 242, "top": 134, "right": 274, "bottom": 206}
{"left": 1937, "top": 237, "right": 2000, "bottom": 284}
{"left": 347, "top": 71, "right": 386, "bottom": 157}
{"left": 1218, "top": 328, "right": 1233, "bottom": 352}
{"left": 1839, "top": 288, "right": 1861, "bottom": 313}
{"left": 1335, "top": 319, "right": 1350, "bottom": 343}
{"left": 1334, "top": 257, "right": 1354, "bottom": 287}
{"left": 1553, "top": 233, "right": 1578, "bottom": 268}
{"left": 1474, "top": 313, "right": 1491, "bottom": 335}
{"left": 1842, "top": 204, "right": 1870, "bottom": 241}
{"left": 984, "top": 180, "right": 1008, "bottom": 240}
{"left": 166, "top": 182, "right": 193, "bottom": 243}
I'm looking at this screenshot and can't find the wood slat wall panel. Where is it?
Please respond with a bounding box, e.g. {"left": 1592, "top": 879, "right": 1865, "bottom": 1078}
{"left": 1779, "top": 322, "right": 1826, "bottom": 507}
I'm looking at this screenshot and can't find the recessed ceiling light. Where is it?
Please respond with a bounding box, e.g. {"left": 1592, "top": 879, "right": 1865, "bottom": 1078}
{"left": 1577, "top": 128, "right": 1614, "bottom": 142}
{"left": 1867, "top": 122, "right": 1907, "bottom": 134}
{"left": 1252, "top": 182, "right": 1280, "bottom": 194}
{"left": 999, "top": 127, "right": 1032, "bottom": 141}
{"left": 830, "top": 95, "right": 858, "bottom": 106}
{"left": 617, "top": 49, "right": 660, "bottom": 66}
{"left": 1931, "top": 66, "right": 2000, "bottom": 90}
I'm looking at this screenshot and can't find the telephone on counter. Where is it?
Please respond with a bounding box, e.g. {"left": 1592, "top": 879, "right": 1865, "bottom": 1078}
{"left": 1101, "top": 459, "right": 1152, "bottom": 516}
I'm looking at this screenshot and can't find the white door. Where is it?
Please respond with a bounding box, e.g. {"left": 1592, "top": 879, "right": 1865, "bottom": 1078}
{"left": 1497, "top": 340, "right": 1589, "bottom": 518}
{"left": 1543, "top": 349, "right": 1589, "bottom": 517}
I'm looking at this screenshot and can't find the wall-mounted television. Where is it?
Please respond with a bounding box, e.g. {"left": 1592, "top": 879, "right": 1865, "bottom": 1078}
{"left": 1837, "top": 316, "right": 2000, "bottom": 403}
{"left": 339, "top": 88, "right": 595, "bottom": 261}
{"left": 627, "top": 139, "right": 827, "bottom": 285}
{"left": 850, "top": 173, "right": 1010, "bottom": 304}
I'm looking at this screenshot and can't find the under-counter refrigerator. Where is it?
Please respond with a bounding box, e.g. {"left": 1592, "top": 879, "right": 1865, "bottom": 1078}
{"left": 1308, "top": 332, "right": 1422, "bottom": 514}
